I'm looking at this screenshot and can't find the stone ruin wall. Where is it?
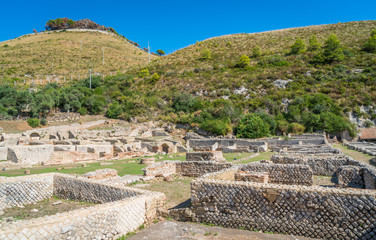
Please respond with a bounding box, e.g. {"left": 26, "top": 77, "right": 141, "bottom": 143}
{"left": 271, "top": 154, "right": 376, "bottom": 189}
{"left": 0, "top": 173, "right": 54, "bottom": 210}
{"left": 191, "top": 176, "right": 376, "bottom": 240}
{"left": 240, "top": 163, "right": 313, "bottom": 186}
{"left": 47, "top": 112, "right": 80, "bottom": 123}
{"left": 143, "top": 161, "right": 232, "bottom": 178}
{"left": 187, "top": 139, "right": 267, "bottom": 152}
{"left": 0, "top": 173, "right": 166, "bottom": 240}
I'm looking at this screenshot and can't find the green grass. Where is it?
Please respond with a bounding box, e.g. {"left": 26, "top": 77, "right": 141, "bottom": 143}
{"left": 234, "top": 151, "right": 273, "bottom": 164}
{"left": 0, "top": 153, "right": 186, "bottom": 177}
{"left": 333, "top": 143, "right": 373, "bottom": 164}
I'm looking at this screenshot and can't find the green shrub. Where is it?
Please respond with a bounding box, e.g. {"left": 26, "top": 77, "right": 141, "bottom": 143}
{"left": 106, "top": 101, "right": 123, "bottom": 119}
{"left": 308, "top": 35, "right": 321, "bottom": 51}
{"left": 235, "top": 55, "right": 251, "bottom": 68}
{"left": 258, "top": 55, "right": 289, "bottom": 67}
{"left": 235, "top": 114, "right": 270, "bottom": 138}
{"left": 288, "top": 123, "right": 305, "bottom": 134}
{"left": 277, "top": 120, "right": 289, "bottom": 134}
{"left": 199, "top": 119, "right": 231, "bottom": 135}
{"left": 252, "top": 46, "right": 261, "bottom": 58}
{"left": 27, "top": 118, "right": 40, "bottom": 128}
{"left": 40, "top": 118, "right": 47, "bottom": 126}
{"left": 363, "top": 29, "right": 376, "bottom": 53}
{"left": 290, "top": 38, "right": 306, "bottom": 54}
{"left": 137, "top": 69, "right": 150, "bottom": 78}
{"left": 77, "top": 107, "right": 88, "bottom": 115}
{"left": 149, "top": 73, "right": 160, "bottom": 84}
{"left": 200, "top": 48, "right": 212, "bottom": 60}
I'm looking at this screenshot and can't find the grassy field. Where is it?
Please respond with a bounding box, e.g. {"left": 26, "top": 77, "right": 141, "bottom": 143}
{"left": 333, "top": 143, "right": 373, "bottom": 164}
{"left": 0, "top": 30, "right": 155, "bottom": 79}
{"left": 0, "top": 152, "right": 263, "bottom": 177}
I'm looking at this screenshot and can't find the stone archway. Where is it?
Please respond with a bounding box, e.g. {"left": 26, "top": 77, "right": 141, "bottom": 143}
{"left": 162, "top": 143, "right": 170, "bottom": 154}
{"left": 30, "top": 132, "right": 41, "bottom": 141}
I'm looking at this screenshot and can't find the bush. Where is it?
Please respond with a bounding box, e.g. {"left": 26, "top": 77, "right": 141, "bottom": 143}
{"left": 235, "top": 114, "right": 270, "bottom": 138}
{"left": 288, "top": 123, "right": 305, "bottom": 134}
{"left": 27, "top": 118, "right": 40, "bottom": 128}
{"left": 252, "top": 46, "right": 261, "bottom": 58}
{"left": 199, "top": 119, "right": 231, "bottom": 136}
{"left": 149, "top": 73, "right": 160, "bottom": 84}
{"left": 106, "top": 101, "right": 123, "bottom": 119}
{"left": 235, "top": 55, "right": 250, "bottom": 68}
{"left": 40, "top": 118, "right": 47, "bottom": 126}
{"left": 363, "top": 29, "right": 376, "bottom": 53}
{"left": 137, "top": 69, "right": 150, "bottom": 78}
{"left": 258, "top": 55, "right": 289, "bottom": 67}
{"left": 308, "top": 35, "right": 321, "bottom": 52}
{"left": 77, "top": 107, "right": 88, "bottom": 115}
{"left": 277, "top": 120, "right": 289, "bottom": 134}
{"left": 172, "top": 93, "right": 197, "bottom": 113}
{"left": 200, "top": 48, "right": 212, "bottom": 60}
{"left": 290, "top": 38, "right": 306, "bottom": 54}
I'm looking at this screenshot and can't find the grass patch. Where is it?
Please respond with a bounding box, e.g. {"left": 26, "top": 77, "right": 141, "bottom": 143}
{"left": 234, "top": 151, "right": 273, "bottom": 164}
{"left": 1, "top": 196, "right": 96, "bottom": 221}
{"left": 333, "top": 143, "right": 373, "bottom": 164}
{"left": 0, "top": 153, "right": 186, "bottom": 177}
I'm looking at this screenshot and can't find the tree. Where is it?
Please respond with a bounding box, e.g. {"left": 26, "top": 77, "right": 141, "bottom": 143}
{"left": 254, "top": 112, "right": 276, "bottom": 135}
{"left": 235, "top": 55, "right": 251, "bottom": 68}
{"left": 363, "top": 29, "right": 376, "bottom": 53}
{"left": 235, "top": 114, "right": 270, "bottom": 138}
{"left": 288, "top": 123, "right": 305, "bottom": 134}
{"left": 290, "top": 38, "right": 306, "bottom": 54}
{"left": 307, "top": 35, "right": 321, "bottom": 52}
{"left": 156, "top": 49, "right": 165, "bottom": 56}
{"left": 106, "top": 101, "right": 123, "bottom": 119}
{"left": 323, "top": 34, "right": 344, "bottom": 63}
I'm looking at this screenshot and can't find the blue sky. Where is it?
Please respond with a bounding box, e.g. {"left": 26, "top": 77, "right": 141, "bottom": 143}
{"left": 1, "top": 0, "right": 375, "bottom": 54}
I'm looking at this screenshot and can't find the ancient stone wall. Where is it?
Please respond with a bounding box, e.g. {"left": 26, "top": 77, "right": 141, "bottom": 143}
{"left": 53, "top": 174, "right": 141, "bottom": 203}
{"left": 186, "top": 151, "right": 225, "bottom": 162}
{"left": 240, "top": 163, "right": 313, "bottom": 186}
{"left": 0, "top": 147, "right": 7, "bottom": 160}
{"left": 337, "top": 166, "right": 364, "bottom": 188}
{"left": 191, "top": 177, "right": 376, "bottom": 240}
{"left": 143, "top": 161, "right": 177, "bottom": 177}
{"left": 179, "top": 161, "right": 232, "bottom": 177}
{"left": 0, "top": 173, "right": 166, "bottom": 239}
{"left": 187, "top": 139, "right": 267, "bottom": 152}
{"left": 47, "top": 112, "right": 80, "bottom": 123}
{"left": 0, "top": 173, "right": 54, "bottom": 210}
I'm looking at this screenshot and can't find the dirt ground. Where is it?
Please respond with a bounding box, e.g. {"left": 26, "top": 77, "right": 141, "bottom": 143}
{"left": 312, "top": 175, "right": 336, "bottom": 187}
{"left": 128, "top": 221, "right": 317, "bottom": 240}
{"left": 1, "top": 196, "right": 96, "bottom": 221}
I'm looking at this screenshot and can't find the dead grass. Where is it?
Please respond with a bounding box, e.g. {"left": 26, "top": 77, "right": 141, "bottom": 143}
{"left": 0, "top": 31, "right": 155, "bottom": 79}
{"left": 1, "top": 196, "right": 96, "bottom": 221}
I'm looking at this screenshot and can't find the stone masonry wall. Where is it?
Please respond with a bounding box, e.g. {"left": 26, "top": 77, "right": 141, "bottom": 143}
{"left": 0, "top": 173, "right": 166, "bottom": 240}
{"left": 53, "top": 174, "right": 141, "bottom": 203}
{"left": 179, "top": 161, "right": 233, "bottom": 177}
{"left": 191, "top": 178, "right": 376, "bottom": 240}
{"left": 0, "top": 173, "right": 54, "bottom": 210}
{"left": 240, "top": 163, "right": 313, "bottom": 186}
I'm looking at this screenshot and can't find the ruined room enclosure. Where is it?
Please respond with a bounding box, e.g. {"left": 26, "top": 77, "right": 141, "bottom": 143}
{"left": 0, "top": 173, "right": 165, "bottom": 239}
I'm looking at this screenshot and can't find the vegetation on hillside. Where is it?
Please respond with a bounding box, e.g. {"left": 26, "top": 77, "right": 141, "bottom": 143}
{"left": 1, "top": 21, "right": 376, "bottom": 138}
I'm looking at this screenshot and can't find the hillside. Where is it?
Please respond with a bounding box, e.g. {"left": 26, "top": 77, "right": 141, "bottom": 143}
{"left": 0, "top": 30, "right": 155, "bottom": 80}
{"left": 1, "top": 21, "right": 376, "bottom": 139}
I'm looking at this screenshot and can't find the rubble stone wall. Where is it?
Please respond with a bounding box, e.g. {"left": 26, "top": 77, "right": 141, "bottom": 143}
{"left": 47, "top": 112, "right": 80, "bottom": 123}
{"left": 191, "top": 178, "right": 376, "bottom": 240}
{"left": 337, "top": 166, "right": 364, "bottom": 188}
{"left": 0, "top": 147, "right": 7, "bottom": 160}
{"left": 0, "top": 173, "right": 54, "bottom": 210}
{"left": 240, "top": 163, "right": 313, "bottom": 186}
{"left": 186, "top": 151, "right": 225, "bottom": 162}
